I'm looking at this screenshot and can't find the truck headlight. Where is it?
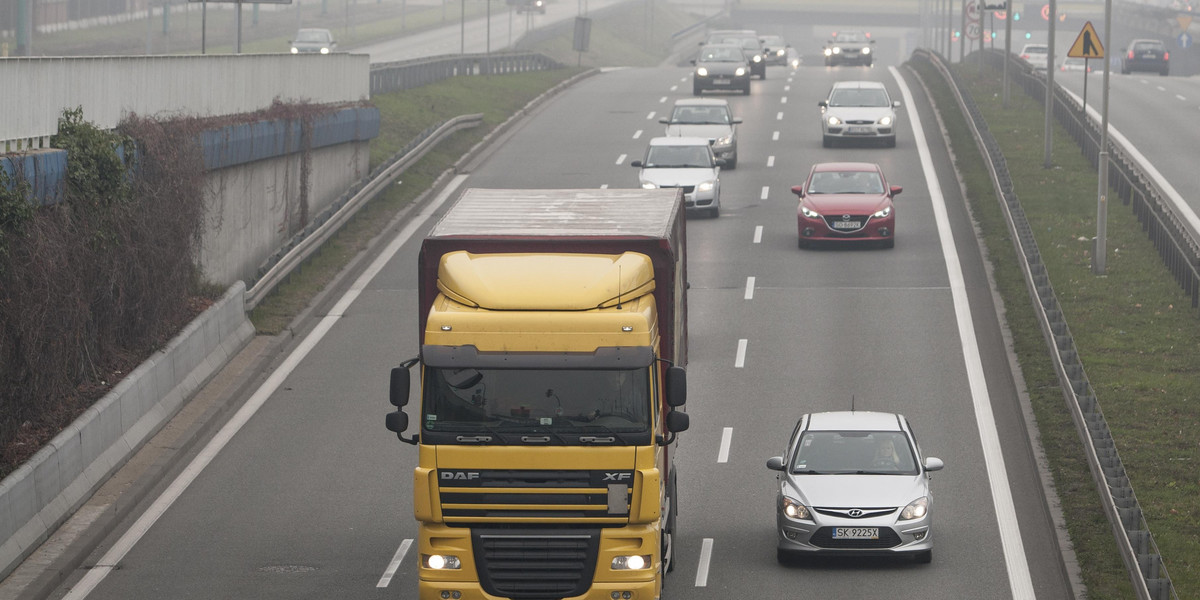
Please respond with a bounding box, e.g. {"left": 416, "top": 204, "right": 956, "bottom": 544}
{"left": 782, "top": 496, "right": 811, "bottom": 520}
{"left": 422, "top": 554, "right": 462, "bottom": 570}
{"left": 611, "top": 555, "right": 652, "bottom": 570}
{"left": 900, "top": 497, "right": 929, "bottom": 521}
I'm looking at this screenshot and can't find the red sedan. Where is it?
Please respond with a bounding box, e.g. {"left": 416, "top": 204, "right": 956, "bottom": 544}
{"left": 790, "top": 162, "right": 901, "bottom": 249}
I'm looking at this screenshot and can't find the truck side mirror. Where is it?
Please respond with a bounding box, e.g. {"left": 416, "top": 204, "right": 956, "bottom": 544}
{"left": 665, "top": 365, "right": 686, "bottom": 407}
{"left": 666, "top": 410, "right": 689, "bottom": 433}
{"left": 389, "top": 366, "right": 410, "bottom": 407}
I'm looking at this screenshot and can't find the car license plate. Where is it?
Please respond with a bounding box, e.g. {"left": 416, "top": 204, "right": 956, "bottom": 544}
{"left": 833, "top": 527, "right": 879, "bottom": 539}
{"left": 848, "top": 126, "right": 871, "bottom": 134}
{"left": 714, "top": 78, "right": 731, "bottom": 85}
{"left": 832, "top": 220, "right": 861, "bottom": 229}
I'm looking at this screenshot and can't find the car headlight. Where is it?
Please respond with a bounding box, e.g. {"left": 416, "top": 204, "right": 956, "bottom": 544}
{"left": 800, "top": 204, "right": 821, "bottom": 218}
{"left": 782, "top": 496, "right": 811, "bottom": 520}
{"left": 697, "top": 181, "right": 715, "bottom": 192}
{"left": 776, "top": 49, "right": 786, "bottom": 56}
{"left": 873, "top": 205, "right": 892, "bottom": 218}
{"left": 422, "top": 554, "right": 462, "bottom": 570}
{"left": 824, "top": 48, "right": 833, "bottom": 57}
{"left": 832, "top": 46, "right": 842, "bottom": 54}
{"left": 900, "top": 497, "right": 929, "bottom": 521}
{"left": 696, "top": 67, "right": 709, "bottom": 77}
{"left": 715, "top": 135, "right": 732, "bottom": 146}
{"left": 862, "top": 46, "right": 871, "bottom": 55}
{"left": 611, "top": 555, "right": 652, "bottom": 570}
{"left": 753, "top": 55, "right": 762, "bottom": 63}
{"left": 290, "top": 47, "right": 299, "bottom": 54}
{"left": 734, "top": 67, "right": 747, "bottom": 76}
{"left": 878, "top": 115, "right": 893, "bottom": 126}
{"left": 641, "top": 182, "right": 658, "bottom": 190}
{"left": 826, "top": 115, "right": 842, "bottom": 126}
{"left": 320, "top": 47, "right": 330, "bottom": 54}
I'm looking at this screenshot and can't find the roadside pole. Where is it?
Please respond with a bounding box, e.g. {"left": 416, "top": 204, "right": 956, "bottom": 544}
{"left": 1043, "top": 0, "right": 1056, "bottom": 169}
{"left": 1094, "top": 0, "right": 1113, "bottom": 274}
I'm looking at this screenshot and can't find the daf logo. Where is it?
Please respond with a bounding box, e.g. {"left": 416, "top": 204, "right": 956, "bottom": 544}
{"left": 441, "top": 471, "right": 481, "bottom": 481}
{"left": 603, "top": 472, "right": 633, "bottom": 482}
{"left": 847, "top": 509, "right": 864, "bottom": 517}
{"left": 842, "top": 214, "right": 853, "bottom": 221}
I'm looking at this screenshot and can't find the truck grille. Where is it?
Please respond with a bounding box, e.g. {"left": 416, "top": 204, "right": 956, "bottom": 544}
{"left": 438, "top": 469, "right": 632, "bottom": 522}
{"left": 474, "top": 529, "right": 600, "bottom": 600}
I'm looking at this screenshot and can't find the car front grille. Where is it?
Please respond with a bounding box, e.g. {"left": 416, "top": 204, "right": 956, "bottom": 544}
{"left": 814, "top": 507, "right": 897, "bottom": 519}
{"left": 474, "top": 529, "right": 600, "bottom": 599}
{"left": 809, "top": 526, "right": 902, "bottom": 549}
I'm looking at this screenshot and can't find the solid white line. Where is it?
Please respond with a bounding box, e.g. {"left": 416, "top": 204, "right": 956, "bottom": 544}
{"left": 647, "top": 111, "right": 657, "bottom": 120}
{"left": 891, "top": 66, "right": 1035, "bottom": 600}
{"left": 734, "top": 339, "right": 748, "bottom": 368}
{"left": 377, "top": 539, "right": 413, "bottom": 588}
{"left": 633, "top": 130, "right": 643, "bottom": 139}
{"left": 744, "top": 276, "right": 755, "bottom": 300}
{"left": 717, "top": 427, "right": 733, "bottom": 463}
{"left": 753, "top": 225, "right": 763, "bottom": 244}
{"left": 760, "top": 186, "right": 769, "bottom": 200}
{"left": 767, "top": 156, "right": 775, "bottom": 167}
{"left": 776, "top": 111, "right": 784, "bottom": 120}
{"left": 694, "top": 538, "right": 714, "bottom": 586}
{"left": 61, "top": 175, "right": 469, "bottom": 600}
{"left": 772, "top": 131, "right": 780, "bottom": 141}
{"left": 615, "top": 153, "right": 627, "bottom": 165}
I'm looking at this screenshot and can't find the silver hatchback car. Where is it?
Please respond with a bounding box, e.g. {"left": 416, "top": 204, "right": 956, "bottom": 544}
{"left": 818, "top": 80, "right": 900, "bottom": 148}
{"left": 766, "top": 411, "right": 943, "bottom": 564}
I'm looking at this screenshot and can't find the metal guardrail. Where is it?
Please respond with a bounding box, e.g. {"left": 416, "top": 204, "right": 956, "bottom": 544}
{"left": 244, "top": 113, "right": 484, "bottom": 310}
{"left": 370, "top": 52, "right": 563, "bottom": 95}
{"left": 911, "top": 48, "right": 1178, "bottom": 600}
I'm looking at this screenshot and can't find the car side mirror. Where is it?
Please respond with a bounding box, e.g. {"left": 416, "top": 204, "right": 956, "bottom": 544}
{"left": 924, "top": 457, "right": 944, "bottom": 472}
{"left": 690, "top": 59, "right": 697, "bottom": 65}
{"left": 890, "top": 185, "right": 903, "bottom": 197}
{"left": 766, "top": 456, "right": 786, "bottom": 471}
{"left": 715, "top": 158, "right": 727, "bottom": 167}
{"left": 630, "top": 160, "right": 643, "bottom": 168}
{"left": 732, "top": 118, "right": 743, "bottom": 124}
{"left": 791, "top": 185, "right": 805, "bottom": 197}
{"left": 818, "top": 100, "right": 829, "bottom": 108}
{"left": 659, "top": 118, "right": 670, "bottom": 124}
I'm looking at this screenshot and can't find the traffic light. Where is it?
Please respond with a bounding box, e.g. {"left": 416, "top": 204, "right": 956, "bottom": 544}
{"left": 954, "top": 30, "right": 961, "bottom": 40}
{"left": 1025, "top": 31, "right": 1032, "bottom": 39}
{"left": 1013, "top": 11, "right": 1021, "bottom": 20}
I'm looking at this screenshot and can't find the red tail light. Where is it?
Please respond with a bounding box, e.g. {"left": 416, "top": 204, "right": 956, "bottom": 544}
{"left": 1127, "top": 50, "right": 1134, "bottom": 59}
{"left": 1163, "top": 52, "right": 1169, "bottom": 61}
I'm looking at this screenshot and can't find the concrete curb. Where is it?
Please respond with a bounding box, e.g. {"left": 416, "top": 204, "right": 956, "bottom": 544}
{"left": 0, "top": 282, "right": 255, "bottom": 582}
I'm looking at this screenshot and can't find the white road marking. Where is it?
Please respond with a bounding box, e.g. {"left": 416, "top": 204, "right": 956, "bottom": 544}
{"left": 891, "top": 66, "right": 1036, "bottom": 600}
{"left": 753, "top": 225, "right": 763, "bottom": 244}
{"left": 1156, "top": 86, "right": 1166, "bottom": 92}
{"left": 59, "top": 175, "right": 471, "bottom": 600}
{"left": 695, "top": 538, "right": 714, "bottom": 587}
{"left": 659, "top": 96, "right": 668, "bottom": 103}
{"left": 767, "top": 156, "right": 775, "bottom": 167}
{"left": 744, "top": 277, "right": 755, "bottom": 300}
{"left": 633, "top": 129, "right": 643, "bottom": 139}
{"left": 772, "top": 131, "right": 780, "bottom": 141}
{"left": 780, "top": 96, "right": 788, "bottom": 104}
{"left": 734, "top": 339, "right": 748, "bottom": 368}
{"left": 784, "top": 85, "right": 791, "bottom": 92}
{"left": 647, "top": 111, "right": 657, "bottom": 120}
{"left": 760, "top": 186, "right": 770, "bottom": 200}
{"left": 1176, "top": 94, "right": 1186, "bottom": 101}
{"left": 671, "top": 84, "right": 679, "bottom": 90}
{"left": 600, "top": 184, "right": 609, "bottom": 189}
{"left": 616, "top": 153, "right": 627, "bottom": 165}
{"left": 377, "top": 539, "right": 413, "bottom": 588}
{"left": 776, "top": 112, "right": 784, "bottom": 120}
{"left": 717, "top": 427, "right": 733, "bottom": 463}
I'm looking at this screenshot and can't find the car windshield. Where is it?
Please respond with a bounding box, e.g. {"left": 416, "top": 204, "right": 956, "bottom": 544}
{"left": 828, "top": 88, "right": 890, "bottom": 107}
{"left": 700, "top": 47, "right": 744, "bottom": 62}
{"left": 807, "top": 170, "right": 885, "bottom": 194}
{"left": 423, "top": 366, "right": 652, "bottom": 433}
{"left": 644, "top": 146, "right": 712, "bottom": 168}
{"left": 790, "top": 430, "right": 918, "bottom": 475}
{"left": 1024, "top": 46, "right": 1047, "bottom": 55}
{"left": 834, "top": 32, "right": 867, "bottom": 43}
{"left": 295, "top": 30, "right": 331, "bottom": 43}
{"left": 670, "top": 106, "right": 730, "bottom": 125}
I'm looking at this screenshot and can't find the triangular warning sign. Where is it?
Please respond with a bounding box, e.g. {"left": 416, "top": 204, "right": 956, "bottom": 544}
{"left": 1068, "top": 21, "right": 1104, "bottom": 59}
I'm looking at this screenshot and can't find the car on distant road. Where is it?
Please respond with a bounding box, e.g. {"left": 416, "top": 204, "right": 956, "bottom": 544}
{"left": 1019, "top": 43, "right": 1049, "bottom": 72}
{"left": 1121, "top": 39, "right": 1169, "bottom": 75}
{"left": 660, "top": 98, "right": 742, "bottom": 169}
{"left": 703, "top": 29, "right": 767, "bottom": 78}
{"left": 790, "top": 162, "right": 901, "bottom": 248}
{"left": 516, "top": 0, "right": 546, "bottom": 13}
{"left": 759, "top": 34, "right": 791, "bottom": 66}
{"left": 767, "top": 411, "right": 943, "bottom": 563}
{"left": 823, "top": 31, "right": 875, "bottom": 66}
{"left": 631, "top": 137, "right": 723, "bottom": 218}
{"left": 817, "top": 80, "right": 900, "bottom": 148}
{"left": 289, "top": 28, "right": 336, "bottom": 54}
{"left": 692, "top": 43, "right": 752, "bottom": 96}
{"left": 1059, "top": 56, "right": 1092, "bottom": 73}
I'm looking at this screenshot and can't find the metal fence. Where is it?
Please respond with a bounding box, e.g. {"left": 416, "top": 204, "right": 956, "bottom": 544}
{"left": 911, "top": 48, "right": 1178, "bottom": 600}
{"left": 370, "top": 52, "right": 562, "bottom": 96}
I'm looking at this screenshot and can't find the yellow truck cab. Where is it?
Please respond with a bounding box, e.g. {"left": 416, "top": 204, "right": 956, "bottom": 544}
{"left": 386, "top": 189, "right": 689, "bottom": 600}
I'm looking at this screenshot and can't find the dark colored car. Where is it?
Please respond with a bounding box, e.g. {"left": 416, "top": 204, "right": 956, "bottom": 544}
{"left": 703, "top": 29, "right": 767, "bottom": 79}
{"left": 790, "top": 162, "right": 901, "bottom": 248}
{"left": 289, "top": 28, "right": 336, "bottom": 54}
{"left": 823, "top": 31, "right": 875, "bottom": 67}
{"left": 516, "top": 0, "right": 546, "bottom": 13}
{"left": 759, "top": 34, "right": 791, "bottom": 66}
{"left": 692, "top": 44, "right": 752, "bottom": 96}
{"left": 1121, "top": 39, "right": 1169, "bottom": 76}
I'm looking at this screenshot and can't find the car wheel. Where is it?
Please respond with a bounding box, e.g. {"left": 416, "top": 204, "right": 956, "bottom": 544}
{"left": 777, "top": 548, "right": 797, "bottom": 564}
{"left": 915, "top": 550, "right": 932, "bottom": 564}
{"left": 822, "top": 135, "right": 833, "bottom": 148}
{"left": 882, "top": 238, "right": 895, "bottom": 249}
{"left": 797, "top": 237, "right": 810, "bottom": 249}
{"left": 707, "top": 204, "right": 720, "bottom": 218}
{"left": 693, "top": 85, "right": 702, "bottom": 96}
{"left": 1161, "top": 68, "right": 1169, "bottom": 76}
{"left": 742, "top": 83, "right": 751, "bottom": 95}
{"left": 1121, "top": 65, "right": 1130, "bottom": 74}
{"left": 725, "top": 156, "right": 737, "bottom": 170}
{"left": 885, "top": 136, "right": 896, "bottom": 148}
{"left": 760, "top": 68, "right": 767, "bottom": 80}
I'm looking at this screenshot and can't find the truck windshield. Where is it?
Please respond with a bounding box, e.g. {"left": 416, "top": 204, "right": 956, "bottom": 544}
{"left": 423, "top": 367, "right": 652, "bottom": 436}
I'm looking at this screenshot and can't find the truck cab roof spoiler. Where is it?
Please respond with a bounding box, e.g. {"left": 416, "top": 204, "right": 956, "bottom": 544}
{"left": 421, "top": 345, "right": 655, "bottom": 369}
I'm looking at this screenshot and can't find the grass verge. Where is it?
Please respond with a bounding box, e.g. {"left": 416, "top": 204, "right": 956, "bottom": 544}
{"left": 908, "top": 59, "right": 1198, "bottom": 598}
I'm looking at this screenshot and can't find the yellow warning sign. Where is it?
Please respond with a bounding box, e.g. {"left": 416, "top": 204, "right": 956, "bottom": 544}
{"left": 1068, "top": 21, "right": 1104, "bottom": 58}
{"left": 1179, "top": 15, "right": 1194, "bottom": 31}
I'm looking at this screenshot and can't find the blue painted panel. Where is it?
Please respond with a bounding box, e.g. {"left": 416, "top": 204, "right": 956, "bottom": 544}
{"left": 199, "top": 106, "right": 379, "bottom": 170}
{"left": 1, "top": 150, "right": 68, "bottom": 207}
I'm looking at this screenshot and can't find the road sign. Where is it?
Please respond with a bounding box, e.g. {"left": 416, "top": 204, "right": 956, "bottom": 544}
{"left": 1041, "top": 3, "right": 1049, "bottom": 20}
{"left": 1180, "top": 32, "right": 1194, "bottom": 49}
{"left": 966, "top": 0, "right": 982, "bottom": 22}
{"left": 1068, "top": 21, "right": 1104, "bottom": 58}
{"left": 1179, "top": 15, "right": 1193, "bottom": 31}
{"left": 967, "top": 22, "right": 982, "bottom": 40}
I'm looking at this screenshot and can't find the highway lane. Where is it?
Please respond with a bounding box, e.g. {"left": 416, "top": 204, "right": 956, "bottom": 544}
{"left": 44, "top": 23, "right": 1074, "bottom": 600}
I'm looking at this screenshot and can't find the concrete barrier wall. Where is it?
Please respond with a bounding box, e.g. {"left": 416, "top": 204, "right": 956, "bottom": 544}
{"left": 0, "top": 281, "right": 256, "bottom": 581}
{"left": 1, "top": 53, "right": 371, "bottom": 149}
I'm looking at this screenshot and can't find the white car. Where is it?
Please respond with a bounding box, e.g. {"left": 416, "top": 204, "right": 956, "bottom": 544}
{"left": 817, "top": 80, "right": 900, "bottom": 148}
{"left": 631, "top": 137, "right": 723, "bottom": 218}
{"left": 660, "top": 98, "right": 742, "bottom": 169}
{"left": 1019, "top": 44, "right": 1049, "bottom": 72}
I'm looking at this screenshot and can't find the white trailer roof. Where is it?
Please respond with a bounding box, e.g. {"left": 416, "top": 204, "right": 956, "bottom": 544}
{"left": 429, "top": 188, "right": 682, "bottom": 238}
